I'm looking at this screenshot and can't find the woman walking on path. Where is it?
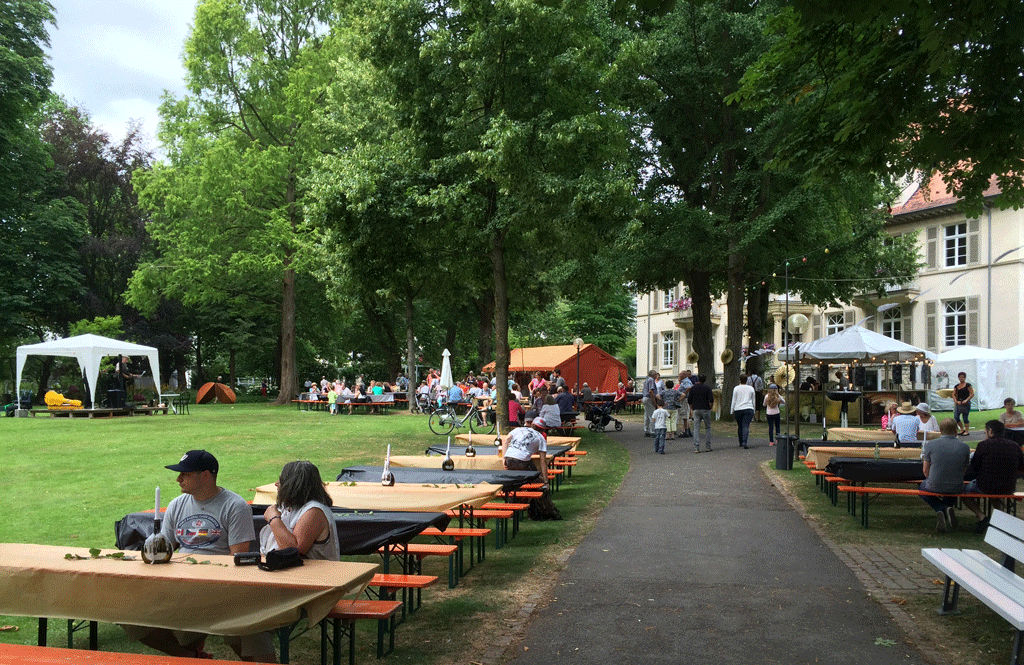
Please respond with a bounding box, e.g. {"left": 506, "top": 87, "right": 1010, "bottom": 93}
{"left": 764, "top": 385, "right": 785, "bottom": 446}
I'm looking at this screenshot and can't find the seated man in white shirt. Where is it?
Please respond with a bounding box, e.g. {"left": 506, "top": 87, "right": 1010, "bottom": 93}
{"left": 891, "top": 402, "right": 921, "bottom": 447}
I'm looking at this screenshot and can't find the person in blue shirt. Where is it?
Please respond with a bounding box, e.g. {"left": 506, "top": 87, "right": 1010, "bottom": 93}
{"left": 448, "top": 384, "right": 466, "bottom": 404}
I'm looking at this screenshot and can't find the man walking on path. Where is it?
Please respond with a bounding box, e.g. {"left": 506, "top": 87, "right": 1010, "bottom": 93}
{"left": 688, "top": 374, "right": 714, "bottom": 453}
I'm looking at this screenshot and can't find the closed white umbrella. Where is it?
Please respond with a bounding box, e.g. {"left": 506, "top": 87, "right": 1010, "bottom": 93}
{"left": 440, "top": 349, "right": 454, "bottom": 390}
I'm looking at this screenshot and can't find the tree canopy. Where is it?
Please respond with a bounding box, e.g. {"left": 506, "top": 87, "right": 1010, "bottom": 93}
{"left": 733, "top": 0, "right": 1024, "bottom": 216}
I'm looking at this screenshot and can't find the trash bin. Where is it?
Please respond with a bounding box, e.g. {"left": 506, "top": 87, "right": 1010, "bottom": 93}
{"left": 775, "top": 434, "right": 796, "bottom": 470}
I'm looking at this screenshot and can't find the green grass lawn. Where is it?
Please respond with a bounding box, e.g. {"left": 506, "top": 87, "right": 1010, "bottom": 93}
{"left": 0, "top": 404, "right": 629, "bottom": 664}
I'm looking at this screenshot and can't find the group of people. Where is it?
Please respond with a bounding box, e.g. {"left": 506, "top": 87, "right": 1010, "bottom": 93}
{"left": 641, "top": 369, "right": 715, "bottom": 454}
{"left": 917, "top": 418, "right": 1024, "bottom": 532}
{"left": 304, "top": 375, "right": 400, "bottom": 414}
{"left": 126, "top": 450, "right": 338, "bottom": 662}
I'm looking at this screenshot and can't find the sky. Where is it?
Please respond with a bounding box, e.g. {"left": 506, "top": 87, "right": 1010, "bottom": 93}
{"left": 46, "top": 0, "right": 198, "bottom": 151}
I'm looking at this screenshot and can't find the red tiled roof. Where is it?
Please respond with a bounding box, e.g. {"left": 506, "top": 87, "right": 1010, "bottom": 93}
{"left": 892, "top": 172, "right": 1000, "bottom": 216}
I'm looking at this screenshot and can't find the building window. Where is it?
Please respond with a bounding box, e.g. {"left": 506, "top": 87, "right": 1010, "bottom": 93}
{"left": 944, "top": 223, "right": 967, "bottom": 267}
{"left": 663, "top": 288, "right": 676, "bottom": 310}
{"left": 826, "top": 313, "right": 844, "bottom": 335}
{"left": 882, "top": 307, "right": 902, "bottom": 341}
{"left": 944, "top": 299, "right": 967, "bottom": 347}
{"left": 661, "top": 330, "right": 676, "bottom": 367}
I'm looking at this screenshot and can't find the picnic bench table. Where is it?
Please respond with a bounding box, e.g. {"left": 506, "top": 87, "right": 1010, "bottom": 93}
{"left": 922, "top": 510, "right": 1024, "bottom": 665}
{"left": 0, "top": 543, "right": 376, "bottom": 653}
{"left": 804, "top": 446, "right": 921, "bottom": 469}
{"left": 253, "top": 481, "right": 501, "bottom": 513}
{"left": 336, "top": 465, "right": 540, "bottom": 491}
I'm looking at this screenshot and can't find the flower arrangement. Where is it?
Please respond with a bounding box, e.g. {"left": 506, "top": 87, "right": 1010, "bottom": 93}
{"left": 668, "top": 290, "right": 692, "bottom": 312}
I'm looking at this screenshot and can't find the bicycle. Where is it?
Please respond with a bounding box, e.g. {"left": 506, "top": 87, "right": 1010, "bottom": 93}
{"left": 428, "top": 400, "right": 496, "bottom": 435}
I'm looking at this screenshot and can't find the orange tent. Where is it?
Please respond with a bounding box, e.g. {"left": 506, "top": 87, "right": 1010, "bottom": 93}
{"left": 482, "top": 344, "right": 629, "bottom": 394}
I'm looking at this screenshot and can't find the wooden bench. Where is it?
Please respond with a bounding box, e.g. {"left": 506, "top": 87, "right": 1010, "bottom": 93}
{"left": 0, "top": 643, "right": 272, "bottom": 665}
{"left": 29, "top": 408, "right": 125, "bottom": 419}
{"left": 922, "top": 510, "right": 1024, "bottom": 665}
{"left": 482, "top": 501, "right": 529, "bottom": 537}
{"left": 320, "top": 599, "right": 403, "bottom": 665}
{"left": 553, "top": 456, "right": 578, "bottom": 478}
{"left": 369, "top": 573, "right": 437, "bottom": 619}
{"left": 446, "top": 508, "right": 513, "bottom": 549}
{"left": 837, "top": 485, "right": 1020, "bottom": 528}
{"left": 378, "top": 543, "right": 459, "bottom": 588}
{"left": 419, "top": 526, "right": 490, "bottom": 573}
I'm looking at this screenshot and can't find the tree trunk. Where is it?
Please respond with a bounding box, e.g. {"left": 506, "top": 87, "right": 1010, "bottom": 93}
{"left": 274, "top": 260, "right": 297, "bottom": 405}
{"left": 723, "top": 243, "right": 747, "bottom": 420}
{"left": 36, "top": 357, "right": 53, "bottom": 403}
{"left": 195, "top": 332, "right": 205, "bottom": 384}
{"left": 684, "top": 269, "right": 716, "bottom": 387}
{"left": 491, "top": 225, "right": 509, "bottom": 433}
{"left": 228, "top": 348, "right": 236, "bottom": 388}
{"left": 745, "top": 283, "right": 768, "bottom": 377}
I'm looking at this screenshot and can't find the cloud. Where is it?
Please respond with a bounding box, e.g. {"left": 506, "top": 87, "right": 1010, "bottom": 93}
{"left": 47, "top": 0, "right": 197, "bottom": 147}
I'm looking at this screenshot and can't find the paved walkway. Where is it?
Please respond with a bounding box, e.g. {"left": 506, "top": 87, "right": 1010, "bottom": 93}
{"left": 498, "top": 419, "right": 943, "bottom": 665}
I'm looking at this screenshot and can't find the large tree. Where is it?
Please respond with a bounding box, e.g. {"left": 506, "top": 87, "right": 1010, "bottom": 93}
{"left": 733, "top": 0, "right": 1024, "bottom": 215}
{"left": 131, "top": 0, "right": 337, "bottom": 403}
{"left": 619, "top": 0, "right": 918, "bottom": 403}
{"left": 332, "top": 0, "right": 637, "bottom": 427}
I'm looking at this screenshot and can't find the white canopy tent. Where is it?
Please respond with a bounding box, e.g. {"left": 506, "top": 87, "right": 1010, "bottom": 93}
{"left": 798, "top": 326, "right": 936, "bottom": 363}
{"left": 15, "top": 334, "right": 162, "bottom": 409}
{"left": 930, "top": 345, "right": 1024, "bottom": 410}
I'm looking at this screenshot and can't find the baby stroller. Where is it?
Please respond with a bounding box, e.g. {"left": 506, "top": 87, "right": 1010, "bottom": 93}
{"left": 586, "top": 401, "right": 623, "bottom": 432}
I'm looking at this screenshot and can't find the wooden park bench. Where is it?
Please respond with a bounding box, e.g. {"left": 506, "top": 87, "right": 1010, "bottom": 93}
{"left": 320, "top": 599, "right": 403, "bottom": 665}
{"left": 0, "top": 643, "right": 272, "bottom": 665}
{"left": 837, "top": 485, "right": 1020, "bottom": 528}
{"left": 369, "top": 573, "right": 437, "bottom": 619}
{"left": 378, "top": 543, "right": 459, "bottom": 588}
{"left": 922, "top": 510, "right": 1024, "bottom": 665}
{"left": 419, "top": 526, "right": 490, "bottom": 574}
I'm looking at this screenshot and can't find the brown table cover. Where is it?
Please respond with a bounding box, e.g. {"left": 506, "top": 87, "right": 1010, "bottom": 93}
{"left": 253, "top": 481, "right": 501, "bottom": 511}
{"left": 455, "top": 433, "right": 581, "bottom": 448}
{"left": 388, "top": 455, "right": 508, "bottom": 470}
{"left": 805, "top": 446, "right": 922, "bottom": 469}
{"left": 0, "top": 543, "right": 377, "bottom": 635}
{"left": 827, "top": 427, "right": 939, "bottom": 442}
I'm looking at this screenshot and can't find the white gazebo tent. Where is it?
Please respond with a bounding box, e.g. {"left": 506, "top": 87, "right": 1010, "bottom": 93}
{"left": 931, "top": 345, "right": 1024, "bottom": 410}
{"left": 784, "top": 326, "right": 934, "bottom": 435}
{"left": 15, "top": 334, "right": 162, "bottom": 412}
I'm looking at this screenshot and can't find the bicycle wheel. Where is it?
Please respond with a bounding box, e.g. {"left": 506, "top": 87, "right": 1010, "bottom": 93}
{"left": 428, "top": 410, "right": 455, "bottom": 435}
{"left": 470, "top": 409, "right": 496, "bottom": 434}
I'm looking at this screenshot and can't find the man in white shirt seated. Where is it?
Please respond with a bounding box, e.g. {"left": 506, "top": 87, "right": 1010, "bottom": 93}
{"left": 891, "top": 402, "right": 921, "bottom": 447}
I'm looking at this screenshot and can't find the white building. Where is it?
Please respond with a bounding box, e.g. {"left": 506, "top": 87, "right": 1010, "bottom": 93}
{"left": 636, "top": 174, "right": 1022, "bottom": 380}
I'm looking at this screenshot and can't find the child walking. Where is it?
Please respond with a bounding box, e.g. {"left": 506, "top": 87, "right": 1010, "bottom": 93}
{"left": 652, "top": 397, "right": 669, "bottom": 454}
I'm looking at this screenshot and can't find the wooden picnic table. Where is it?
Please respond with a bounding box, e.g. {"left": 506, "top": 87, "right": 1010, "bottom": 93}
{"left": 0, "top": 543, "right": 376, "bottom": 639}
{"left": 805, "top": 446, "right": 922, "bottom": 469}
{"left": 253, "top": 481, "right": 501, "bottom": 512}
{"left": 827, "top": 427, "right": 939, "bottom": 442}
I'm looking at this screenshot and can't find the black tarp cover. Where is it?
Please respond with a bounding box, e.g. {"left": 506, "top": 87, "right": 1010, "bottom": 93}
{"left": 115, "top": 505, "right": 450, "bottom": 556}
{"left": 337, "top": 466, "right": 539, "bottom": 490}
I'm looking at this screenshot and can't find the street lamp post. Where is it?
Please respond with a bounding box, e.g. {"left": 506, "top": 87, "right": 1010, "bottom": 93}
{"left": 573, "top": 337, "right": 584, "bottom": 408}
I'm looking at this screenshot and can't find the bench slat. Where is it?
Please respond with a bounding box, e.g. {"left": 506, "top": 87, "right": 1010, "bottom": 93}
{"left": 921, "top": 548, "right": 1024, "bottom": 629}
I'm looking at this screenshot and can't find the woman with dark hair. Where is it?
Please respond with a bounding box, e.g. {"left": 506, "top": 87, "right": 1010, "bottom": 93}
{"left": 260, "top": 461, "right": 339, "bottom": 560}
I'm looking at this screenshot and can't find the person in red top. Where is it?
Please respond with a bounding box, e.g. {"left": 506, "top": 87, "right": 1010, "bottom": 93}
{"left": 613, "top": 382, "right": 627, "bottom": 413}
{"left": 508, "top": 397, "right": 526, "bottom": 428}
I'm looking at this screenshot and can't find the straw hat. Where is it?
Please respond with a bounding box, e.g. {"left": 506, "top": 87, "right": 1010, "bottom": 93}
{"left": 936, "top": 388, "right": 954, "bottom": 399}
{"left": 896, "top": 401, "right": 917, "bottom": 414}
{"left": 774, "top": 365, "right": 796, "bottom": 387}
{"left": 686, "top": 351, "right": 699, "bottom": 365}
{"left": 720, "top": 349, "right": 734, "bottom": 364}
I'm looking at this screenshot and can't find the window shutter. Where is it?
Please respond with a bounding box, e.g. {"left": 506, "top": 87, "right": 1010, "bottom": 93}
{"left": 812, "top": 314, "right": 822, "bottom": 339}
{"left": 925, "top": 300, "right": 937, "bottom": 351}
{"left": 968, "top": 218, "right": 980, "bottom": 264}
{"left": 967, "top": 296, "right": 980, "bottom": 345}
{"left": 843, "top": 309, "right": 854, "bottom": 329}
{"left": 902, "top": 311, "right": 912, "bottom": 345}
{"left": 926, "top": 226, "right": 938, "bottom": 269}
{"left": 651, "top": 332, "right": 659, "bottom": 369}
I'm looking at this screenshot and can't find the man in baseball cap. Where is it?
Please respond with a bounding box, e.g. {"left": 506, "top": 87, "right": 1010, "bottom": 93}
{"left": 124, "top": 450, "right": 267, "bottom": 661}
